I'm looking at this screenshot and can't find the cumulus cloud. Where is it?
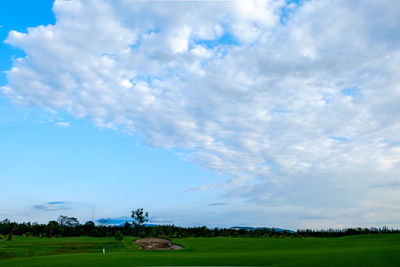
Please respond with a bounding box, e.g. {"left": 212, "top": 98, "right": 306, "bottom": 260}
{"left": 3, "top": 0, "right": 400, "bottom": 226}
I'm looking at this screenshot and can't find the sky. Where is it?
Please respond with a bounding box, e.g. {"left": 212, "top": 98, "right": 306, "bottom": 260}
{"left": 1, "top": 0, "right": 400, "bottom": 230}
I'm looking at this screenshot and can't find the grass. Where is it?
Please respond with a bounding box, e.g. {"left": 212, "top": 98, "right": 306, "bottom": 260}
{"left": 1, "top": 234, "right": 400, "bottom": 266}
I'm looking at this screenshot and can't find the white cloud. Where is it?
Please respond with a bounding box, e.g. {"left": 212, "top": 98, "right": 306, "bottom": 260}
{"left": 55, "top": 121, "right": 70, "bottom": 127}
{"left": 2, "top": 0, "right": 400, "bottom": 227}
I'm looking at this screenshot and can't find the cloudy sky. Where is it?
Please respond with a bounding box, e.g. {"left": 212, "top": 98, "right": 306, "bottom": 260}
{"left": 1, "top": 0, "right": 400, "bottom": 229}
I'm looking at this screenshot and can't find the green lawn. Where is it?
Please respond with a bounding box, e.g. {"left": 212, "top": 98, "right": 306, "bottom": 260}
{"left": 1, "top": 234, "right": 400, "bottom": 266}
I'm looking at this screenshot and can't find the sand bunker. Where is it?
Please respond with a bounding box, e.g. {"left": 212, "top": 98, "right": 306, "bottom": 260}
{"left": 134, "top": 238, "right": 183, "bottom": 250}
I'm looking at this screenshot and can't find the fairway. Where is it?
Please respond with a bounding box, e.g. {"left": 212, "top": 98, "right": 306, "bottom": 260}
{"left": 1, "top": 234, "right": 400, "bottom": 266}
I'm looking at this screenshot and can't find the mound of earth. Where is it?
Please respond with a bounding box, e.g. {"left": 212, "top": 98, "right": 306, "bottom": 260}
{"left": 134, "top": 238, "right": 183, "bottom": 250}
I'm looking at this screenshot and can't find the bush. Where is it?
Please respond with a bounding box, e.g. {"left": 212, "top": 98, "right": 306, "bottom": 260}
{"left": 115, "top": 231, "right": 124, "bottom": 243}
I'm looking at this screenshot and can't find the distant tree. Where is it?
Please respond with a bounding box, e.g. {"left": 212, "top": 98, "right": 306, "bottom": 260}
{"left": 115, "top": 231, "right": 124, "bottom": 243}
{"left": 122, "top": 221, "right": 131, "bottom": 235}
{"left": 84, "top": 221, "right": 95, "bottom": 228}
{"left": 57, "top": 215, "right": 68, "bottom": 226}
{"left": 1, "top": 219, "right": 10, "bottom": 225}
{"left": 6, "top": 221, "right": 18, "bottom": 241}
{"left": 68, "top": 217, "right": 79, "bottom": 227}
{"left": 98, "top": 218, "right": 111, "bottom": 237}
{"left": 47, "top": 221, "right": 59, "bottom": 237}
{"left": 57, "top": 215, "right": 79, "bottom": 227}
{"left": 131, "top": 208, "right": 149, "bottom": 237}
{"left": 83, "top": 221, "right": 95, "bottom": 236}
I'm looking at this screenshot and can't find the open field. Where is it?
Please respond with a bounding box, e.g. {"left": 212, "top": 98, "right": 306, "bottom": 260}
{"left": 1, "top": 234, "right": 400, "bottom": 266}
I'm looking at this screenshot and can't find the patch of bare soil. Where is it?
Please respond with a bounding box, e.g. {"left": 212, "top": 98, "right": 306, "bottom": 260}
{"left": 134, "top": 238, "right": 183, "bottom": 250}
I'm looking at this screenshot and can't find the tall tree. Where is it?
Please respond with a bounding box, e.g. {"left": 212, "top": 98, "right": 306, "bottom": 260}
{"left": 131, "top": 208, "right": 149, "bottom": 237}
{"left": 57, "top": 215, "right": 79, "bottom": 227}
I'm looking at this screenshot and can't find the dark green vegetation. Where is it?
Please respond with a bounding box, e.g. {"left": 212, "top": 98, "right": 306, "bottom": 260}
{"left": 1, "top": 234, "right": 400, "bottom": 266}
{"left": 1, "top": 218, "right": 398, "bottom": 239}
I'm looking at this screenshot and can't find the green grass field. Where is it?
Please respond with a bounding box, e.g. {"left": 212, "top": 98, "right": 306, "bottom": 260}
{"left": 1, "top": 234, "right": 400, "bottom": 266}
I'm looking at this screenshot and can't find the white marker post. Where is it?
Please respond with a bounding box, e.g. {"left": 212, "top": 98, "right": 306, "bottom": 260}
{"left": 103, "top": 245, "right": 105, "bottom": 254}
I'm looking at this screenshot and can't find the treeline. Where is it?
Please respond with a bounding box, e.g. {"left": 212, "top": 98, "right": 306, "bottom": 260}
{"left": 296, "top": 227, "right": 399, "bottom": 238}
{"left": 0, "top": 217, "right": 398, "bottom": 239}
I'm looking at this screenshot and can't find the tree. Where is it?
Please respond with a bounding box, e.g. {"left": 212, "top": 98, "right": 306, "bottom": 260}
{"left": 83, "top": 221, "right": 95, "bottom": 236}
{"left": 83, "top": 221, "right": 95, "bottom": 228}
{"left": 47, "top": 221, "right": 59, "bottom": 237}
{"left": 68, "top": 217, "right": 79, "bottom": 227}
{"left": 115, "top": 231, "right": 124, "bottom": 243}
{"left": 131, "top": 208, "right": 149, "bottom": 237}
{"left": 98, "top": 218, "right": 111, "bottom": 237}
{"left": 57, "top": 215, "right": 79, "bottom": 227}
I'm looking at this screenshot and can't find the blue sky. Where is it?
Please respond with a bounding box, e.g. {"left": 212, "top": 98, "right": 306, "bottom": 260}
{"left": 0, "top": 1, "right": 54, "bottom": 85}
{"left": 1, "top": 0, "right": 400, "bottom": 229}
{"left": 0, "top": 0, "right": 229, "bottom": 227}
